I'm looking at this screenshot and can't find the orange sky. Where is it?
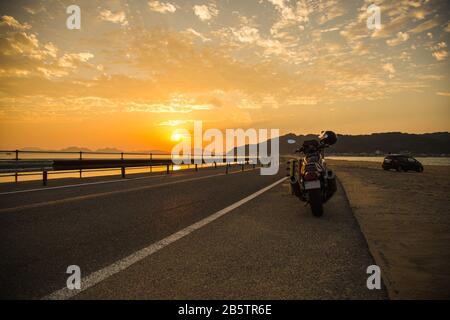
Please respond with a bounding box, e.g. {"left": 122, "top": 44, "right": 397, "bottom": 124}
{"left": 0, "top": 0, "right": 449, "bottom": 151}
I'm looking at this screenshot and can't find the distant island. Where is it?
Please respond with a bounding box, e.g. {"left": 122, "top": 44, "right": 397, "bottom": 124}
{"left": 19, "top": 147, "right": 168, "bottom": 155}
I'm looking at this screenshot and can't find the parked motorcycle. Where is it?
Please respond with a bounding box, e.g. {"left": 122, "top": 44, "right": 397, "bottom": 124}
{"left": 286, "top": 131, "right": 338, "bottom": 217}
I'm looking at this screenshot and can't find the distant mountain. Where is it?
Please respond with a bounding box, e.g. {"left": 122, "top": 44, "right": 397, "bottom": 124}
{"left": 324, "top": 132, "right": 450, "bottom": 155}
{"left": 236, "top": 132, "right": 450, "bottom": 156}
{"left": 17, "top": 147, "right": 169, "bottom": 154}
{"left": 96, "top": 147, "right": 123, "bottom": 153}
{"left": 60, "top": 146, "right": 93, "bottom": 152}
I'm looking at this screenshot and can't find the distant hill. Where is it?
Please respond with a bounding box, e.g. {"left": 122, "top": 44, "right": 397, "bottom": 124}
{"left": 60, "top": 146, "right": 93, "bottom": 153}
{"left": 236, "top": 132, "right": 450, "bottom": 156}
{"left": 95, "top": 147, "right": 123, "bottom": 153}
{"left": 18, "top": 147, "right": 169, "bottom": 154}
{"left": 324, "top": 132, "right": 450, "bottom": 156}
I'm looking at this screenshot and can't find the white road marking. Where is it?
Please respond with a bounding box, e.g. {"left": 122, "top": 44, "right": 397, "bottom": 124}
{"left": 0, "top": 168, "right": 259, "bottom": 213}
{"left": 0, "top": 165, "right": 257, "bottom": 196}
{"left": 0, "top": 174, "right": 168, "bottom": 196}
{"left": 42, "top": 177, "right": 287, "bottom": 300}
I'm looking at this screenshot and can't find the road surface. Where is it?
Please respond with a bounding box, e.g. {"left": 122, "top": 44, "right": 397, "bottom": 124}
{"left": 0, "top": 165, "right": 386, "bottom": 299}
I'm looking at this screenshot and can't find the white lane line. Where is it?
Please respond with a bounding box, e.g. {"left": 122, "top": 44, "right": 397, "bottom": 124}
{"left": 0, "top": 174, "right": 168, "bottom": 196}
{"left": 0, "top": 168, "right": 258, "bottom": 214}
{"left": 0, "top": 165, "right": 256, "bottom": 196}
{"left": 42, "top": 176, "right": 287, "bottom": 300}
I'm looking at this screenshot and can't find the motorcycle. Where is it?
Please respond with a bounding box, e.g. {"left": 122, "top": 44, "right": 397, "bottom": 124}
{"left": 286, "top": 131, "right": 338, "bottom": 217}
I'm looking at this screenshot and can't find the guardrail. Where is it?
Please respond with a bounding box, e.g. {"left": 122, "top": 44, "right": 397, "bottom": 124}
{"left": 0, "top": 150, "right": 258, "bottom": 185}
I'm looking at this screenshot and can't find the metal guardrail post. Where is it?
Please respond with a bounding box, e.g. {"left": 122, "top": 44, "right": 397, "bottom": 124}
{"left": 195, "top": 164, "right": 198, "bottom": 171}
{"left": 79, "top": 151, "right": 83, "bottom": 178}
{"left": 43, "top": 171, "right": 48, "bottom": 186}
{"left": 166, "top": 164, "right": 170, "bottom": 174}
{"left": 214, "top": 162, "right": 217, "bottom": 169}
{"left": 121, "top": 153, "right": 125, "bottom": 178}
{"left": 226, "top": 163, "right": 229, "bottom": 174}
{"left": 14, "top": 150, "right": 19, "bottom": 183}
{"left": 242, "top": 163, "right": 245, "bottom": 172}
{"left": 150, "top": 153, "right": 152, "bottom": 173}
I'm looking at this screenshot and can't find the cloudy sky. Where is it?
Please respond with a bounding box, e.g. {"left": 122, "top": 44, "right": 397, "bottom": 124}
{"left": 0, "top": 0, "right": 449, "bottom": 151}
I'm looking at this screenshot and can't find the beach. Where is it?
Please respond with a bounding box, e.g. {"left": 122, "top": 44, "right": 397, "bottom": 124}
{"left": 328, "top": 160, "right": 450, "bottom": 299}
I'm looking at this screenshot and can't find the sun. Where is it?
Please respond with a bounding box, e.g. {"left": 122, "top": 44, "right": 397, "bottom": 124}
{"left": 171, "top": 132, "right": 184, "bottom": 142}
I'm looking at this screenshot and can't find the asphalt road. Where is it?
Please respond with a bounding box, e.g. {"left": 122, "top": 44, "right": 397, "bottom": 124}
{"left": 0, "top": 164, "right": 387, "bottom": 299}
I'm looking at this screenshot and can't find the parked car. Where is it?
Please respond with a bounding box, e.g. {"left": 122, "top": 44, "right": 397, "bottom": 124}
{"left": 382, "top": 154, "right": 424, "bottom": 172}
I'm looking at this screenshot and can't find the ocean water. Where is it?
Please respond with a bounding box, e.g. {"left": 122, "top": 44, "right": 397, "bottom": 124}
{"left": 326, "top": 156, "right": 450, "bottom": 166}
{"left": 0, "top": 162, "right": 228, "bottom": 184}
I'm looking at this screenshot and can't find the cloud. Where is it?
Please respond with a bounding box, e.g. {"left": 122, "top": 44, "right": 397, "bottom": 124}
{"left": 158, "top": 120, "right": 193, "bottom": 126}
{"left": 193, "top": 4, "right": 219, "bottom": 21}
{"left": 22, "top": 2, "right": 48, "bottom": 16}
{"left": 320, "top": 27, "right": 339, "bottom": 33}
{"left": 148, "top": 1, "right": 176, "bottom": 14}
{"left": 445, "top": 22, "right": 450, "bottom": 33}
{"left": 386, "top": 32, "right": 410, "bottom": 46}
{"left": 58, "top": 53, "right": 94, "bottom": 69}
{"left": 1, "top": 2, "right": 449, "bottom": 126}
{"left": 0, "top": 15, "right": 31, "bottom": 30}
{"left": 436, "top": 92, "right": 450, "bottom": 97}
{"left": 432, "top": 50, "right": 448, "bottom": 61}
{"left": 185, "top": 28, "right": 211, "bottom": 42}
{"left": 409, "top": 17, "right": 440, "bottom": 34}
{"left": 126, "top": 96, "right": 214, "bottom": 114}
{"left": 99, "top": 10, "right": 128, "bottom": 26}
{"left": 0, "top": 16, "right": 94, "bottom": 80}
{"left": 382, "top": 63, "right": 396, "bottom": 75}
{"left": 267, "top": 0, "right": 344, "bottom": 37}
{"left": 233, "top": 26, "right": 260, "bottom": 43}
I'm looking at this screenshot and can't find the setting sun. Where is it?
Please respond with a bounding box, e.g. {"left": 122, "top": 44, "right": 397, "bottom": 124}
{"left": 171, "top": 132, "right": 184, "bottom": 142}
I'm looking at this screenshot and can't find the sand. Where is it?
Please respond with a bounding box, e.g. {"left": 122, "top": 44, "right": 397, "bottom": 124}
{"left": 328, "top": 160, "right": 450, "bottom": 299}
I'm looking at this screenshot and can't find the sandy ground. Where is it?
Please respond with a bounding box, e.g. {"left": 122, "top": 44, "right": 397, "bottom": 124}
{"left": 328, "top": 160, "right": 450, "bottom": 299}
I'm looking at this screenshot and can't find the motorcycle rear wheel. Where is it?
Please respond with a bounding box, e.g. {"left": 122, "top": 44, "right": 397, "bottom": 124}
{"left": 309, "top": 189, "right": 324, "bottom": 217}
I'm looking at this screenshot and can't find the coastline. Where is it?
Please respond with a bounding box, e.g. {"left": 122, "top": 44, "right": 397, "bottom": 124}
{"left": 329, "top": 159, "right": 450, "bottom": 299}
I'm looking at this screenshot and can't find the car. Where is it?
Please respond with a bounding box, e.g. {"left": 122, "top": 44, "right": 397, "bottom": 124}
{"left": 382, "top": 154, "right": 424, "bottom": 172}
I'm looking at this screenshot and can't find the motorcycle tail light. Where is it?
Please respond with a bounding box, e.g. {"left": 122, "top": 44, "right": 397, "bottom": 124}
{"left": 304, "top": 171, "right": 318, "bottom": 181}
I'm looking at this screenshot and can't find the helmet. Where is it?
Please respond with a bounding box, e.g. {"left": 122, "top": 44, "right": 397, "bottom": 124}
{"left": 319, "top": 131, "right": 337, "bottom": 146}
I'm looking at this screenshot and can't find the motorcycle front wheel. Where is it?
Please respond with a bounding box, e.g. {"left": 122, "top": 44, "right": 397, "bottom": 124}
{"left": 309, "top": 189, "right": 324, "bottom": 217}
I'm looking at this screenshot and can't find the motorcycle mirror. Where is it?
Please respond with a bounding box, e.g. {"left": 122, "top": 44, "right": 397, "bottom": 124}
{"left": 287, "top": 139, "right": 296, "bottom": 145}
